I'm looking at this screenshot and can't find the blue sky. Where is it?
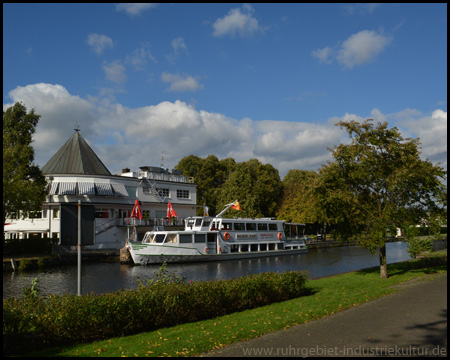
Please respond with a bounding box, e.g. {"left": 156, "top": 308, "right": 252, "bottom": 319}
{"left": 3, "top": 3, "right": 447, "bottom": 177}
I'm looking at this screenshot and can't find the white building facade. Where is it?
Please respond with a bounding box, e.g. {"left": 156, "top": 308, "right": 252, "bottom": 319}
{"left": 4, "top": 131, "right": 198, "bottom": 250}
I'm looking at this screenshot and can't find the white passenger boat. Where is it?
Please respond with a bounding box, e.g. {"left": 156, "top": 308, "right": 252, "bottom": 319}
{"left": 126, "top": 201, "right": 308, "bottom": 264}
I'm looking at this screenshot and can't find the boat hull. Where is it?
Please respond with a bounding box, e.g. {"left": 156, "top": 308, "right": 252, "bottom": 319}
{"left": 128, "top": 243, "right": 307, "bottom": 265}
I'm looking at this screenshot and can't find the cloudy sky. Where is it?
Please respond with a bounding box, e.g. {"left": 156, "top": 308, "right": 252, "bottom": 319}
{"left": 3, "top": 3, "right": 447, "bottom": 177}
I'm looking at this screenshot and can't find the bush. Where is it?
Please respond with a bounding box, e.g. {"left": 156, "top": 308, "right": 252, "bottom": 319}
{"left": 3, "top": 268, "right": 308, "bottom": 356}
{"left": 406, "top": 237, "right": 434, "bottom": 258}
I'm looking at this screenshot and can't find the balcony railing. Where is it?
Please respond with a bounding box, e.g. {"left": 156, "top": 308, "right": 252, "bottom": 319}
{"left": 119, "top": 217, "right": 185, "bottom": 227}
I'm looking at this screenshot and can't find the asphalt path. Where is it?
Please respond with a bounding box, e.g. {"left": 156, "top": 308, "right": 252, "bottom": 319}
{"left": 203, "top": 273, "right": 447, "bottom": 357}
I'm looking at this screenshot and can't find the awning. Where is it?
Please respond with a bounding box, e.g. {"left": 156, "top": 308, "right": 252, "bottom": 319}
{"left": 78, "top": 182, "right": 95, "bottom": 195}
{"left": 49, "top": 182, "right": 59, "bottom": 195}
{"left": 95, "top": 182, "right": 113, "bottom": 196}
{"left": 58, "top": 182, "right": 76, "bottom": 195}
{"left": 111, "top": 183, "right": 128, "bottom": 197}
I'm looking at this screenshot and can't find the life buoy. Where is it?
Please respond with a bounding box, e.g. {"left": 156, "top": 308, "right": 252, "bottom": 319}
{"left": 205, "top": 247, "right": 209, "bottom": 254}
{"left": 277, "top": 232, "right": 283, "bottom": 240}
{"left": 224, "top": 232, "right": 230, "bottom": 241}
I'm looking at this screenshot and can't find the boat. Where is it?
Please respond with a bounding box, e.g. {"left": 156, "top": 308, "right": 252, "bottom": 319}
{"left": 126, "top": 201, "right": 308, "bottom": 264}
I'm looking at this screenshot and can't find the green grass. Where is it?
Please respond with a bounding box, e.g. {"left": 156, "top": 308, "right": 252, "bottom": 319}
{"left": 27, "top": 256, "right": 446, "bottom": 357}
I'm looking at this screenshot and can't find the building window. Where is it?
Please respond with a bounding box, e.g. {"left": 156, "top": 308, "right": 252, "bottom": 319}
{"left": 177, "top": 189, "right": 189, "bottom": 199}
{"left": 156, "top": 188, "right": 169, "bottom": 197}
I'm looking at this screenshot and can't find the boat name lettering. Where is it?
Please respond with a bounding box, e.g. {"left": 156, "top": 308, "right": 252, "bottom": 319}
{"left": 260, "top": 233, "right": 275, "bottom": 238}
{"left": 235, "top": 233, "right": 257, "bottom": 240}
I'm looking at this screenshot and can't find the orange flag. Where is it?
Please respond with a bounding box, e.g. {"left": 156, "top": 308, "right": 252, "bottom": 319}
{"left": 231, "top": 201, "right": 242, "bottom": 211}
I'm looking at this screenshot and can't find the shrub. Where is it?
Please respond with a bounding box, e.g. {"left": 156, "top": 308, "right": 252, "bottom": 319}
{"left": 406, "top": 237, "right": 434, "bottom": 258}
{"left": 3, "top": 268, "right": 308, "bottom": 356}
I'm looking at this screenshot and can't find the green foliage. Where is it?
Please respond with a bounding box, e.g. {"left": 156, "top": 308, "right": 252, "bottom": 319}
{"left": 176, "top": 156, "right": 282, "bottom": 217}
{"left": 217, "top": 159, "right": 282, "bottom": 218}
{"left": 3, "top": 269, "right": 308, "bottom": 355}
{"left": 315, "top": 119, "right": 447, "bottom": 277}
{"left": 22, "top": 277, "right": 40, "bottom": 298}
{"left": 176, "top": 155, "right": 235, "bottom": 216}
{"left": 3, "top": 102, "right": 46, "bottom": 225}
{"left": 406, "top": 237, "right": 434, "bottom": 259}
{"left": 277, "top": 169, "right": 320, "bottom": 223}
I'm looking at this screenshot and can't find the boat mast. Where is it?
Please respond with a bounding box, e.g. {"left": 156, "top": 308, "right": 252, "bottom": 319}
{"left": 215, "top": 200, "right": 238, "bottom": 218}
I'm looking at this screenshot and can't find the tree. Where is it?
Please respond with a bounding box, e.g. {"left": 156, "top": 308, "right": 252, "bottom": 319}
{"left": 176, "top": 155, "right": 235, "bottom": 215}
{"left": 315, "top": 119, "right": 446, "bottom": 278}
{"left": 276, "top": 169, "right": 320, "bottom": 224}
{"left": 3, "top": 103, "right": 47, "bottom": 233}
{"left": 218, "top": 159, "right": 283, "bottom": 218}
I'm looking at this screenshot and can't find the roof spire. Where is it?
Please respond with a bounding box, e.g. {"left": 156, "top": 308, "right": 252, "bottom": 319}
{"left": 74, "top": 122, "right": 80, "bottom": 132}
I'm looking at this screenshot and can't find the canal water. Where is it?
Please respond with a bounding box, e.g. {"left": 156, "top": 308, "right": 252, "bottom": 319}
{"left": 3, "top": 242, "right": 410, "bottom": 298}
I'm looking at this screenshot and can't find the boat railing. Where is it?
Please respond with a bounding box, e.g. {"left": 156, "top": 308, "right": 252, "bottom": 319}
{"left": 120, "top": 217, "right": 186, "bottom": 227}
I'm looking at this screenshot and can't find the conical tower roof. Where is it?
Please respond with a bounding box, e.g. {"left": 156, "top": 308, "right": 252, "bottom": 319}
{"left": 41, "top": 130, "right": 111, "bottom": 176}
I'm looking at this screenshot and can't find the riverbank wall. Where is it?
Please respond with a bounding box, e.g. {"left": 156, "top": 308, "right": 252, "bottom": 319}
{"left": 3, "top": 250, "right": 119, "bottom": 272}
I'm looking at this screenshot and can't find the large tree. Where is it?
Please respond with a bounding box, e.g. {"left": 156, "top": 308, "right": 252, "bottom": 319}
{"left": 176, "top": 155, "right": 235, "bottom": 216}
{"left": 315, "top": 119, "right": 446, "bottom": 278}
{"left": 3, "top": 103, "right": 47, "bottom": 231}
{"left": 218, "top": 159, "right": 283, "bottom": 218}
{"left": 276, "top": 169, "right": 320, "bottom": 224}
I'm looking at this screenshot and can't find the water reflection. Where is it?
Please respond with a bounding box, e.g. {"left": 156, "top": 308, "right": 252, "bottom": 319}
{"left": 3, "top": 242, "right": 410, "bottom": 298}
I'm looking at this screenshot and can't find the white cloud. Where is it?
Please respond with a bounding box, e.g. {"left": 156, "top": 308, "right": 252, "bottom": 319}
{"left": 87, "top": 33, "right": 114, "bottom": 55}
{"left": 4, "top": 83, "right": 447, "bottom": 178}
{"left": 311, "top": 47, "right": 333, "bottom": 64}
{"left": 126, "top": 44, "right": 157, "bottom": 71}
{"left": 337, "top": 30, "right": 392, "bottom": 68}
{"left": 115, "top": 3, "right": 158, "bottom": 16}
{"left": 312, "top": 30, "right": 392, "bottom": 68}
{"left": 212, "top": 4, "right": 264, "bottom": 37}
{"left": 161, "top": 72, "right": 204, "bottom": 92}
{"left": 4, "top": 83, "right": 97, "bottom": 167}
{"left": 102, "top": 60, "right": 127, "bottom": 83}
{"left": 393, "top": 109, "right": 447, "bottom": 169}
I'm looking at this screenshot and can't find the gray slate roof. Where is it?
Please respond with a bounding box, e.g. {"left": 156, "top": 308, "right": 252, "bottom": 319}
{"left": 41, "top": 131, "right": 111, "bottom": 176}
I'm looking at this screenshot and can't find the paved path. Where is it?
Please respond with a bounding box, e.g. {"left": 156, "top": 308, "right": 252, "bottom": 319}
{"left": 203, "top": 274, "right": 447, "bottom": 357}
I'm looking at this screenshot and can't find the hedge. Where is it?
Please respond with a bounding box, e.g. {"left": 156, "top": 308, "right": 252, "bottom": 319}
{"left": 3, "top": 268, "right": 308, "bottom": 355}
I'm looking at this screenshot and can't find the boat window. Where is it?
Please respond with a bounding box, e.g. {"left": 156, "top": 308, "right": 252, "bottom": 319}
{"left": 269, "top": 223, "right": 278, "bottom": 231}
{"left": 258, "top": 223, "right": 268, "bottom": 231}
{"left": 203, "top": 220, "right": 211, "bottom": 227}
{"left": 194, "top": 234, "right": 206, "bottom": 243}
{"left": 166, "top": 233, "right": 177, "bottom": 243}
{"left": 251, "top": 244, "right": 258, "bottom": 252}
{"left": 234, "top": 223, "right": 245, "bottom": 231}
{"left": 211, "top": 221, "right": 218, "bottom": 230}
{"left": 186, "top": 219, "right": 195, "bottom": 229}
{"left": 195, "top": 218, "right": 202, "bottom": 227}
{"left": 221, "top": 222, "right": 233, "bottom": 230}
{"left": 153, "top": 234, "right": 166, "bottom": 243}
{"left": 179, "top": 234, "right": 192, "bottom": 243}
{"left": 143, "top": 233, "right": 154, "bottom": 243}
{"left": 260, "top": 244, "right": 267, "bottom": 251}
{"left": 246, "top": 223, "right": 256, "bottom": 231}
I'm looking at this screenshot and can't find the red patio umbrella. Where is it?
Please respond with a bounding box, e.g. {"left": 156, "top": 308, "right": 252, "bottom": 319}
{"left": 167, "top": 201, "right": 177, "bottom": 220}
{"left": 131, "top": 199, "right": 143, "bottom": 220}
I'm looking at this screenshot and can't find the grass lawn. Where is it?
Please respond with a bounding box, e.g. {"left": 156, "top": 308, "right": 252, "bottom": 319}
{"left": 28, "top": 257, "right": 446, "bottom": 357}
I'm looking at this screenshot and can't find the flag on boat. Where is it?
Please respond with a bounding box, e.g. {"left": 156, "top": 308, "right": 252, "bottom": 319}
{"left": 131, "top": 199, "right": 143, "bottom": 220}
{"left": 167, "top": 201, "right": 178, "bottom": 220}
{"left": 231, "top": 201, "right": 242, "bottom": 211}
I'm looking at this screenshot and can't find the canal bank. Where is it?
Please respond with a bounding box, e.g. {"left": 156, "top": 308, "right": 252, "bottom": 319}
{"left": 3, "top": 250, "right": 119, "bottom": 272}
